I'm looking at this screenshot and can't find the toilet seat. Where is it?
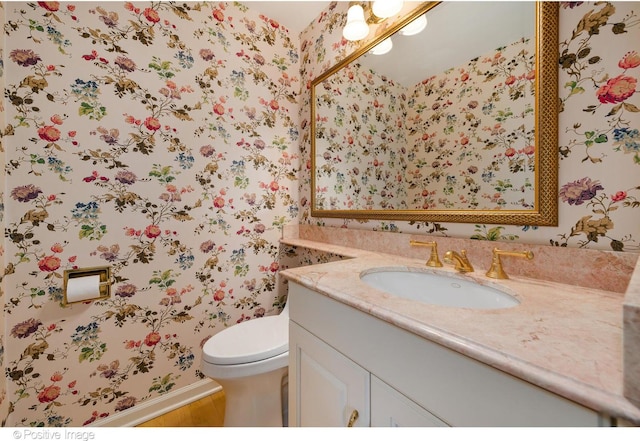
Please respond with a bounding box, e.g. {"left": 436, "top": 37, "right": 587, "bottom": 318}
{"left": 203, "top": 315, "right": 288, "bottom": 365}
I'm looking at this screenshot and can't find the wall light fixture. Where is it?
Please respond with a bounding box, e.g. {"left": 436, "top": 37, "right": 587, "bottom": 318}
{"left": 343, "top": 4, "right": 370, "bottom": 41}
{"left": 343, "top": 1, "right": 405, "bottom": 42}
{"left": 399, "top": 13, "right": 427, "bottom": 36}
{"left": 372, "top": 0, "right": 404, "bottom": 19}
{"left": 369, "top": 37, "right": 393, "bottom": 55}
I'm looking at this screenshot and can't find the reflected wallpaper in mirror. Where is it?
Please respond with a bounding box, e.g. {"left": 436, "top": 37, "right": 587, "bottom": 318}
{"left": 315, "top": 36, "right": 535, "bottom": 211}
{"left": 311, "top": 2, "right": 559, "bottom": 226}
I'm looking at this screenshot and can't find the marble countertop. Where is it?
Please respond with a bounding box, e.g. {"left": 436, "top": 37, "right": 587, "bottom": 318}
{"left": 280, "top": 238, "right": 640, "bottom": 425}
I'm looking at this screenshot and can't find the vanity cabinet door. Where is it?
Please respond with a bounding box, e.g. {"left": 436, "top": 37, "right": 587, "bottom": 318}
{"left": 289, "top": 321, "right": 370, "bottom": 427}
{"left": 371, "top": 376, "right": 449, "bottom": 427}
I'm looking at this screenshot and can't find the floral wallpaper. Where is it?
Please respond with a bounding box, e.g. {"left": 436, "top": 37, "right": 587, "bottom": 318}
{"left": 0, "top": 1, "right": 302, "bottom": 427}
{"left": 299, "top": 1, "right": 640, "bottom": 251}
{"left": 314, "top": 61, "right": 409, "bottom": 210}
{"left": 314, "top": 36, "right": 534, "bottom": 212}
{"left": 405, "top": 37, "right": 535, "bottom": 211}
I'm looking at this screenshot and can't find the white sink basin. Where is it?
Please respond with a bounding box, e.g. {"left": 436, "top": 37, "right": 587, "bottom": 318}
{"left": 360, "top": 268, "right": 519, "bottom": 310}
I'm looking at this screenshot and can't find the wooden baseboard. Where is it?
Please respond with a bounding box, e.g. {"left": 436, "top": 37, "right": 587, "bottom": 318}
{"left": 91, "top": 379, "right": 222, "bottom": 427}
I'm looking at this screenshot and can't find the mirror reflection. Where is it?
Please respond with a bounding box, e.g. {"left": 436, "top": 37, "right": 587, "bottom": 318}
{"left": 311, "top": 2, "right": 559, "bottom": 225}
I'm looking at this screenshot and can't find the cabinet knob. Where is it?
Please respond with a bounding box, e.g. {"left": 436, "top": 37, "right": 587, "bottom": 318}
{"left": 347, "top": 409, "right": 359, "bottom": 427}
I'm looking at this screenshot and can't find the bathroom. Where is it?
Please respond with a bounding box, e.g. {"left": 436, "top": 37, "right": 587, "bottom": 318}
{"left": 0, "top": 0, "right": 639, "bottom": 428}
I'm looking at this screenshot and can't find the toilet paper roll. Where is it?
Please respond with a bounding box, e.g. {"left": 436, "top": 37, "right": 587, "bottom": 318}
{"left": 66, "top": 274, "right": 102, "bottom": 303}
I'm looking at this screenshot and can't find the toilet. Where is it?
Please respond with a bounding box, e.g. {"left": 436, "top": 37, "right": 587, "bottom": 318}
{"left": 201, "top": 301, "right": 289, "bottom": 427}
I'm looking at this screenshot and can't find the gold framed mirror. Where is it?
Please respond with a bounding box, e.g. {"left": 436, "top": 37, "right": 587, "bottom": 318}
{"left": 311, "top": 1, "right": 559, "bottom": 225}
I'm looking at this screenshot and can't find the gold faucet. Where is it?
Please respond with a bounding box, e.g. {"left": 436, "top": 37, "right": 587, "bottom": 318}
{"left": 443, "top": 250, "right": 474, "bottom": 273}
{"left": 409, "top": 240, "right": 443, "bottom": 267}
{"left": 486, "top": 248, "right": 534, "bottom": 279}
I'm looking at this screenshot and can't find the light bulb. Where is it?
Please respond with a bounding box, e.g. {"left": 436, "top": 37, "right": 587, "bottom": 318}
{"left": 400, "top": 14, "right": 427, "bottom": 36}
{"left": 372, "top": 0, "right": 404, "bottom": 19}
{"left": 369, "top": 38, "right": 393, "bottom": 55}
{"left": 343, "top": 5, "right": 369, "bottom": 41}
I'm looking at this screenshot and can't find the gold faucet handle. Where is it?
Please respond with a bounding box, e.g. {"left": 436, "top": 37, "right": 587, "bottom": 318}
{"left": 409, "top": 240, "right": 443, "bottom": 267}
{"left": 459, "top": 249, "right": 474, "bottom": 272}
{"left": 486, "top": 248, "right": 534, "bottom": 279}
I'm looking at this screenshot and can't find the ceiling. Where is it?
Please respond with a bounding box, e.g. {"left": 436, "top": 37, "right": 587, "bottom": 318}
{"left": 241, "top": 1, "right": 331, "bottom": 34}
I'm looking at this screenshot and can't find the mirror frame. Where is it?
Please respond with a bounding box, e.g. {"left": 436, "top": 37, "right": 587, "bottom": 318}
{"left": 310, "top": 1, "right": 559, "bottom": 226}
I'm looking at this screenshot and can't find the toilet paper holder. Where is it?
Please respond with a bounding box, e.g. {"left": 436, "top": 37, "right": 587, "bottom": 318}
{"left": 63, "top": 266, "right": 112, "bottom": 306}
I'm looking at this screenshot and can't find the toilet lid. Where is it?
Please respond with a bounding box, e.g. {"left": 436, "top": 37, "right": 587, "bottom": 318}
{"left": 202, "top": 315, "right": 288, "bottom": 365}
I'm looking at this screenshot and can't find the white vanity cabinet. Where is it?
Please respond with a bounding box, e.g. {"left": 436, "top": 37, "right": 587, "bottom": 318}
{"left": 288, "top": 282, "right": 609, "bottom": 427}
{"left": 290, "top": 321, "right": 446, "bottom": 427}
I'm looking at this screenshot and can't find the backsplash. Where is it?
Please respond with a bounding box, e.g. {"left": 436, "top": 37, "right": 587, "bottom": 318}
{"left": 286, "top": 224, "right": 638, "bottom": 294}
